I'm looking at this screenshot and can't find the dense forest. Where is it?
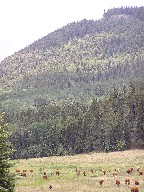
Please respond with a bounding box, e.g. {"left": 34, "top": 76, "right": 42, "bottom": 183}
{"left": 0, "top": 6, "right": 144, "bottom": 159}
{"left": 4, "top": 82, "right": 144, "bottom": 159}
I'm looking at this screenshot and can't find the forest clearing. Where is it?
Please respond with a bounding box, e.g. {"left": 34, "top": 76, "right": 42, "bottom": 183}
{"left": 12, "top": 150, "right": 144, "bottom": 192}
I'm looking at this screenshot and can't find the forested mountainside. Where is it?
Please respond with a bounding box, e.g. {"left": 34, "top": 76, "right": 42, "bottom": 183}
{"left": 0, "top": 6, "right": 144, "bottom": 111}
{"left": 0, "top": 7, "right": 144, "bottom": 159}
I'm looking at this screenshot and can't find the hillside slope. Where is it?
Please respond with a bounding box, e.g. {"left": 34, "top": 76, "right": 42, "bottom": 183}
{"left": 1, "top": 7, "right": 144, "bottom": 159}
{"left": 0, "top": 6, "right": 144, "bottom": 111}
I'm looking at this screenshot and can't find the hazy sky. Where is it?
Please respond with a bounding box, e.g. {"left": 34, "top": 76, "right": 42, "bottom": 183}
{"left": 0, "top": 0, "right": 143, "bottom": 62}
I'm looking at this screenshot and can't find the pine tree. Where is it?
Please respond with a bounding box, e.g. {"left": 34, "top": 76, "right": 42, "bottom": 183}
{"left": 0, "top": 112, "right": 15, "bottom": 192}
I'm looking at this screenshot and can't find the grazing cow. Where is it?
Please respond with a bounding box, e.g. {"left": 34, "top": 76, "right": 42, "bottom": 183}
{"left": 43, "top": 172, "right": 48, "bottom": 179}
{"left": 137, "top": 167, "right": 140, "bottom": 172}
{"left": 16, "top": 169, "right": 20, "bottom": 174}
{"left": 83, "top": 170, "right": 86, "bottom": 176}
{"left": 23, "top": 172, "right": 27, "bottom": 177}
{"left": 125, "top": 178, "right": 130, "bottom": 185}
{"left": 23, "top": 170, "right": 27, "bottom": 173}
{"left": 115, "top": 179, "right": 120, "bottom": 186}
{"left": 135, "top": 180, "right": 140, "bottom": 185}
{"left": 56, "top": 170, "right": 60, "bottom": 176}
{"left": 99, "top": 179, "right": 104, "bottom": 186}
{"left": 113, "top": 172, "right": 117, "bottom": 177}
{"left": 139, "top": 171, "right": 143, "bottom": 176}
{"left": 49, "top": 185, "right": 52, "bottom": 190}
{"left": 127, "top": 169, "right": 132, "bottom": 174}
{"left": 130, "top": 185, "right": 139, "bottom": 192}
{"left": 102, "top": 169, "right": 106, "bottom": 175}
{"left": 30, "top": 170, "right": 33, "bottom": 173}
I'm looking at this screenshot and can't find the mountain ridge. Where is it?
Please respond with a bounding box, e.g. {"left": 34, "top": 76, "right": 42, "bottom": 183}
{"left": 0, "top": 6, "right": 144, "bottom": 111}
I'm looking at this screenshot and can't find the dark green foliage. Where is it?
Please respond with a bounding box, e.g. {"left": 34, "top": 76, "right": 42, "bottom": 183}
{"left": 104, "top": 6, "right": 144, "bottom": 21}
{"left": 0, "top": 7, "right": 144, "bottom": 159}
{"left": 0, "top": 113, "right": 15, "bottom": 191}
{"left": 6, "top": 82, "right": 144, "bottom": 159}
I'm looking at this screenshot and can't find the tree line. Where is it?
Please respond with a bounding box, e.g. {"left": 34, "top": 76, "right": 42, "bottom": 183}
{"left": 3, "top": 82, "right": 143, "bottom": 159}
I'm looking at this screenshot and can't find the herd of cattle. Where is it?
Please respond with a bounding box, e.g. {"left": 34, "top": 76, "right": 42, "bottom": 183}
{"left": 15, "top": 166, "right": 144, "bottom": 192}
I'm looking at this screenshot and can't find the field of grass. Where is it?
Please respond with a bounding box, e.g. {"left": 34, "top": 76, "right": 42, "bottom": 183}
{"left": 11, "top": 150, "right": 144, "bottom": 192}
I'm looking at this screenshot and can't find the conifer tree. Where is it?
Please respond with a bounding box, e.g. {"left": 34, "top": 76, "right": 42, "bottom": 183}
{"left": 0, "top": 112, "right": 15, "bottom": 192}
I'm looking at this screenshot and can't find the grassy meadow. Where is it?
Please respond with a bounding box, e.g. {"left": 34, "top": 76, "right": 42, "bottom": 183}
{"left": 11, "top": 150, "right": 144, "bottom": 192}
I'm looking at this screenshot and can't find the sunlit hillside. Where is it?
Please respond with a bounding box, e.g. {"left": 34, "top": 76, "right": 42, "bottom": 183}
{"left": 0, "top": 6, "right": 144, "bottom": 112}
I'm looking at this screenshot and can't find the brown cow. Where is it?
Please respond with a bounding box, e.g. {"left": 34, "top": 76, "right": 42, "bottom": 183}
{"left": 23, "top": 172, "right": 27, "bottom": 177}
{"left": 113, "top": 172, "right": 118, "bottom": 177}
{"left": 30, "top": 170, "right": 33, "bottom": 173}
{"left": 43, "top": 172, "right": 48, "bottom": 179}
{"left": 16, "top": 169, "right": 20, "bottom": 174}
{"left": 127, "top": 168, "right": 132, "bottom": 174}
{"left": 130, "top": 185, "right": 139, "bottom": 192}
{"left": 137, "top": 167, "right": 140, "bottom": 172}
{"left": 125, "top": 178, "right": 130, "bottom": 185}
{"left": 83, "top": 170, "right": 86, "bottom": 176}
{"left": 49, "top": 185, "right": 52, "bottom": 190}
{"left": 99, "top": 179, "right": 104, "bottom": 186}
{"left": 115, "top": 179, "right": 120, "bottom": 187}
{"left": 139, "top": 171, "right": 143, "bottom": 176}
{"left": 101, "top": 169, "right": 106, "bottom": 175}
{"left": 56, "top": 170, "right": 60, "bottom": 176}
{"left": 135, "top": 180, "right": 140, "bottom": 185}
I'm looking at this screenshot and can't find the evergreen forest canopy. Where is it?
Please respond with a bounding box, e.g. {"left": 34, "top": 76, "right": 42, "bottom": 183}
{"left": 0, "top": 6, "right": 144, "bottom": 159}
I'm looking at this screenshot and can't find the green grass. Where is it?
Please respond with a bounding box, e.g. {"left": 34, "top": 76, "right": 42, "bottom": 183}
{"left": 11, "top": 150, "right": 144, "bottom": 192}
